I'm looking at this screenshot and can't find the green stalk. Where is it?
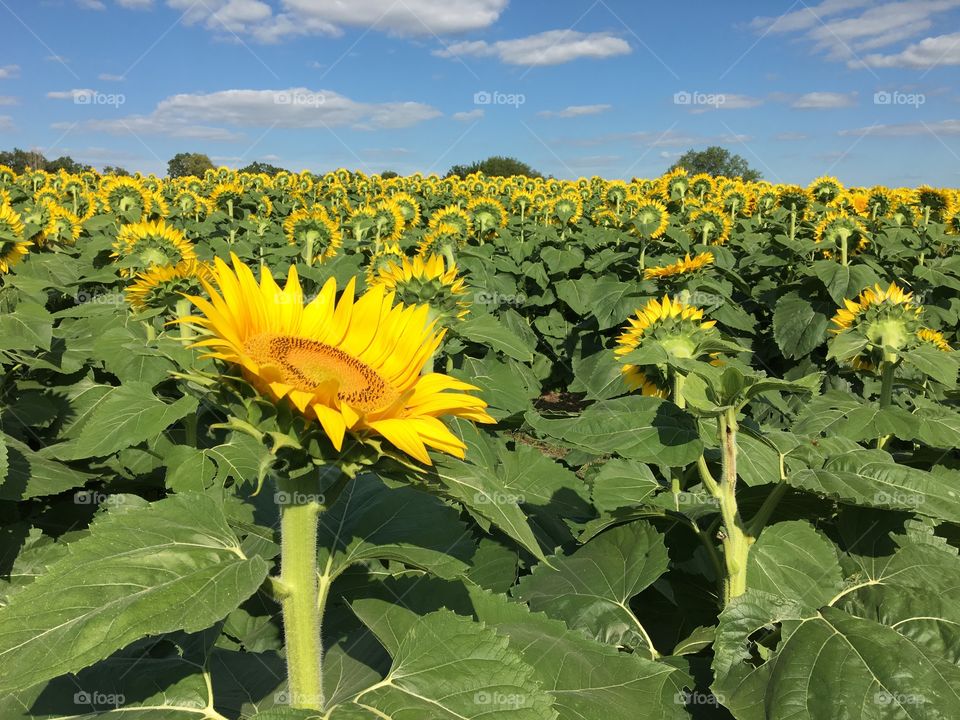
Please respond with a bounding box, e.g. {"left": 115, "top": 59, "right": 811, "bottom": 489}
{"left": 670, "top": 372, "right": 686, "bottom": 510}
{"left": 789, "top": 210, "right": 796, "bottom": 243}
{"left": 717, "top": 408, "right": 750, "bottom": 604}
{"left": 877, "top": 360, "right": 898, "bottom": 449}
{"left": 840, "top": 233, "right": 848, "bottom": 266}
{"left": 277, "top": 476, "right": 323, "bottom": 710}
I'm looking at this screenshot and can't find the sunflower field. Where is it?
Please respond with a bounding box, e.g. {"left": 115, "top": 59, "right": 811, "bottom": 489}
{"left": 1, "top": 165, "right": 959, "bottom": 719}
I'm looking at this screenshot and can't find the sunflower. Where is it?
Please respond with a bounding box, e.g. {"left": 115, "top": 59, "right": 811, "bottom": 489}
{"left": 688, "top": 205, "right": 732, "bottom": 245}
{"left": 369, "top": 199, "right": 406, "bottom": 244}
{"left": 173, "top": 189, "right": 209, "bottom": 219}
{"left": 815, "top": 213, "right": 869, "bottom": 260}
{"left": 389, "top": 192, "right": 421, "bottom": 227}
{"left": 830, "top": 283, "right": 925, "bottom": 369}
{"left": 283, "top": 206, "right": 342, "bottom": 263}
{"left": 112, "top": 218, "right": 197, "bottom": 278}
{"left": 0, "top": 164, "right": 16, "bottom": 185}
{"left": 0, "top": 204, "right": 31, "bottom": 273}
{"left": 808, "top": 176, "right": 844, "bottom": 204}
{"left": 467, "top": 196, "right": 508, "bottom": 235}
{"left": 615, "top": 295, "right": 719, "bottom": 395}
{"left": 544, "top": 194, "right": 583, "bottom": 227}
{"left": 777, "top": 185, "right": 810, "bottom": 217}
{"left": 917, "top": 185, "right": 950, "bottom": 222}
{"left": 99, "top": 176, "right": 150, "bottom": 224}
{"left": 182, "top": 255, "right": 494, "bottom": 464}
{"left": 660, "top": 168, "right": 690, "bottom": 203}
{"left": 364, "top": 244, "right": 406, "bottom": 286}
{"left": 689, "top": 174, "right": 716, "bottom": 203}
{"left": 43, "top": 204, "right": 83, "bottom": 246}
{"left": 630, "top": 198, "right": 669, "bottom": 240}
{"left": 125, "top": 259, "right": 212, "bottom": 312}
{"left": 429, "top": 206, "right": 472, "bottom": 237}
{"left": 368, "top": 253, "right": 470, "bottom": 325}
{"left": 917, "top": 327, "right": 951, "bottom": 352}
{"left": 644, "top": 251, "right": 714, "bottom": 280}
{"left": 209, "top": 181, "right": 246, "bottom": 218}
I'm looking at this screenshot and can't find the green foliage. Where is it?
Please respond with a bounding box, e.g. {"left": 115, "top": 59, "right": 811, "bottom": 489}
{"left": 669, "top": 145, "right": 762, "bottom": 180}
{"left": 167, "top": 151, "right": 215, "bottom": 178}
{"left": 448, "top": 155, "right": 543, "bottom": 178}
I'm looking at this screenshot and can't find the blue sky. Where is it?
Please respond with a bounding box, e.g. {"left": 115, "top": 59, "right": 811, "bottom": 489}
{"left": 1, "top": 0, "right": 959, "bottom": 185}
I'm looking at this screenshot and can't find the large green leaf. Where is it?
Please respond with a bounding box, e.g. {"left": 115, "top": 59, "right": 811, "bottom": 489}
{"left": 716, "top": 605, "right": 960, "bottom": 719}
{"left": 590, "top": 458, "right": 661, "bottom": 512}
{"left": 459, "top": 314, "right": 536, "bottom": 362}
{"left": 788, "top": 449, "right": 960, "bottom": 522}
{"left": 514, "top": 521, "right": 669, "bottom": 653}
{"left": 525, "top": 396, "right": 702, "bottom": 466}
{"left": 0, "top": 493, "right": 269, "bottom": 693}
{"left": 772, "top": 292, "right": 829, "bottom": 360}
{"left": 433, "top": 454, "right": 548, "bottom": 563}
{"left": 746, "top": 520, "right": 844, "bottom": 610}
{"left": 343, "top": 610, "right": 556, "bottom": 719}
{"left": 316, "top": 474, "right": 474, "bottom": 581}
{"left": 0, "top": 433, "right": 90, "bottom": 500}
{"left": 42, "top": 383, "right": 199, "bottom": 460}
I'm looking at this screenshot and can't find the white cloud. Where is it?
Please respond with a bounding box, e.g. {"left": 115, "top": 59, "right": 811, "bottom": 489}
{"left": 839, "top": 119, "right": 960, "bottom": 136}
{"left": 436, "top": 30, "right": 631, "bottom": 66}
{"left": 538, "top": 104, "right": 612, "bottom": 118}
{"left": 685, "top": 94, "right": 764, "bottom": 113}
{"left": 48, "top": 89, "right": 98, "bottom": 101}
{"left": 99, "top": 73, "right": 125, "bottom": 81}
{"left": 76, "top": 0, "right": 106, "bottom": 9}
{"left": 775, "top": 131, "right": 810, "bottom": 141}
{"left": 0, "top": 65, "right": 20, "bottom": 79}
{"left": 154, "top": 0, "right": 507, "bottom": 42}
{"left": 0, "top": 116, "right": 15, "bottom": 132}
{"left": 452, "top": 109, "right": 484, "bottom": 121}
{"left": 791, "top": 91, "right": 858, "bottom": 108}
{"left": 749, "top": 1, "right": 960, "bottom": 64}
{"left": 857, "top": 31, "right": 960, "bottom": 68}
{"left": 0, "top": 96, "right": 18, "bottom": 106}
{"left": 116, "top": 0, "right": 154, "bottom": 8}
{"left": 60, "top": 87, "right": 441, "bottom": 140}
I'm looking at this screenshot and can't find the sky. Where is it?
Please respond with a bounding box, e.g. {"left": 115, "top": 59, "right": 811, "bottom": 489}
{"left": 1, "top": 0, "right": 959, "bottom": 186}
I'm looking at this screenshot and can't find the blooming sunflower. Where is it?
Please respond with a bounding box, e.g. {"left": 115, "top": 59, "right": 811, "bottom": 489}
{"left": 467, "top": 196, "right": 509, "bottom": 234}
{"left": 830, "top": 283, "right": 924, "bottom": 369}
{"left": 283, "top": 206, "right": 342, "bottom": 263}
{"left": 182, "top": 255, "right": 494, "bottom": 464}
{"left": 688, "top": 205, "right": 732, "bottom": 245}
{"left": 544, "top": 195, "right": 583, "bottom": 227}
{"left": 112, "top": 218, "right": 197, "bottom": 278}
{"left": 0, "top": 204, "right": 31, "bottom": 273}
{"left": 99, "top": 176, "right": 150, "bottom": 224}
{"left": 808, "top": 176, "right": 844, "bottom": 204}
{"left": 126, "top": 259, "right": 212, "bottom": 312}
{"left": 429, "top": 206, "right": 472, "bottom": 237}
{"left": 644, "top": 251, "right": 714, "bottom": 280}
{"left": 815, "top": 212, "right": 870, "bottom": 260}
{"left": 630, "top": 198, "right": 669, "bottom": 240}
{"left": 209, "top": 181, "right": 246, "bottom": 218}
{"left": 43, "top": 204, "right": 83, "bottom": 247}
{"left": 615, "top": 295, "right": 719, "bottom": 395}
{"left": 917, "top": 327, "right": 951, "bottom": 352}
{"left": 368, "top": 253, "right": 470, "bottom": 325}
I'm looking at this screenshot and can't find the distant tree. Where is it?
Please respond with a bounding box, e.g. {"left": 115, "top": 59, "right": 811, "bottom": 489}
{"left": 668, "top": 146, "right": 761, "bottom": 181}
{"left": 101, "top": 165, "right": 131, "bottom": 176}
{"left": 380, "top": 170, "right": 399, "bottom": 179}
{"left": 239, "top": 160, "right": 286, "bottom": 176}
{"left": 167, "top": 152, "right": 215, "bottom": 178}
{"left": 46, "top": 155, "right": 92, "bottom": 174}
{"left": 447, "top": 155, "right": 543, "bottom": 178}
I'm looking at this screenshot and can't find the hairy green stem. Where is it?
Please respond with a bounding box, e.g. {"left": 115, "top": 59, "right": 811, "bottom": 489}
{"left": 718, "top": 408, "right": 750, "bottom": 604}
{"left": 877, "top": 360, "right": 898, "bottom": 448}
{"left": 278, "top": 476, "right": 323, "bottom": 710}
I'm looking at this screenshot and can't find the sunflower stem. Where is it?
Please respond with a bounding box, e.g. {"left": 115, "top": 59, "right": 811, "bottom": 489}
{"left": 789, "top": 210, "right": 796, "bottom": 243}
{"left": 841, "top": 234, "right": 848, "bottom": 266}
{"left": 175, "top": 298, "right": 195, "bottom": 346}
{"left": 278, "top": 475, "right": 324, "bottom": 710}
{"left": 877, "top": 360, "right": 898, "bottom": 449}
{"left": 717, "top": 408, "right": 751, "bottom": 605}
